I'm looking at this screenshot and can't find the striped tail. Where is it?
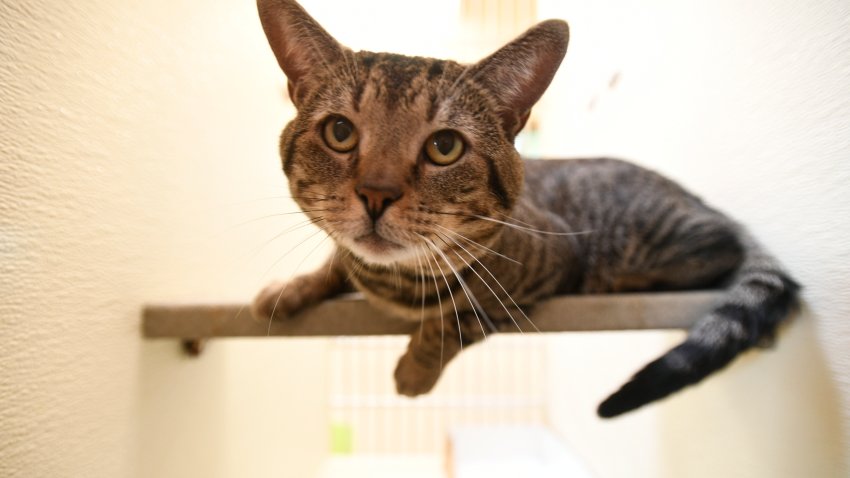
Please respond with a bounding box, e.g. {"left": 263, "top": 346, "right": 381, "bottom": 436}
{"left": 597, "top": 232, "right": 800, "bottom": 418}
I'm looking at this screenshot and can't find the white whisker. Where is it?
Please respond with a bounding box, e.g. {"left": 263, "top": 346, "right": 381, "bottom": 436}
{"left": 232, "top": 227, "right": 326, "bottom": 325}
{"left": 493, "top": 210, "right": 537, "bottom": 228}
{"left": 227, "top": 210, "right": 331, "bottom": 230}
{"left": 437, "top": 231, "right": 524, "bottom": 334}
{"left": 242, "top": 217, "right": 325, "bottom": 261}
{"left": 216, "top": 194, "right": 331, "bottom": 208}
{"left": 435, "top": 224, "right": 522, "bottom": 266}
{"left": 419, "top": 245, "right": 445, "bottom": 370}
{"left": 419, "top": 237, "right": 462, "bottom": 352}
{"left": 413, "top": 248, "right": 426, "bottom": 342}
{"left": 420, "top": 235, "right": 493, "bottom": 338}
{"left": 267, "top": 234, "right": 330, "bottom": 335}
{"left": 440, "top": 230, "right": 540, "bottom": 333}
{"left": 326, "top": 247, "right": 340, "bottom": 283}
{"left": 261, "top": 228, "right": 327, "bottom": 279}
{"left": 473, "top": 215, "right": 593, "bottom": 236}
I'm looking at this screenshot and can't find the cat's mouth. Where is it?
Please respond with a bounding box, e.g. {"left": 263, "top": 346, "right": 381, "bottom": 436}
{"left": 348, "top": 231, "right": 415, "bottom": 265}
{"left": 354, "top": 232, "right": 402, "bottom": 251}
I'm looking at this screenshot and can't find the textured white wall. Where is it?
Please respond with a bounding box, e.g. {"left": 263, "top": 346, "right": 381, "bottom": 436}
{"left": 1, "top": 1, "right": 331, "bottom": 477}
{"left": 538, "top": 0, "right": 850, "bottom": 476}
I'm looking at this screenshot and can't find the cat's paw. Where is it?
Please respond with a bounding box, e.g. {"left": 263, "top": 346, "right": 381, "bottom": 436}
{"left": 394, "top": 352, "right": 441, "bottom": 397}
{"left": 251, "top": 281, "right": 304, "bottom": 322}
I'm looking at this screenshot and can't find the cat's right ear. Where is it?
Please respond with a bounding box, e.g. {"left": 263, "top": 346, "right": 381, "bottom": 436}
{"left": 257, "top": 0, "right": 347, "bottom": 107}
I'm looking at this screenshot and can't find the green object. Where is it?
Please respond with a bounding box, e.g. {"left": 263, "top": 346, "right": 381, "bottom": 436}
{"left": 329, "top": 422, "right": 353, "bottom": 454}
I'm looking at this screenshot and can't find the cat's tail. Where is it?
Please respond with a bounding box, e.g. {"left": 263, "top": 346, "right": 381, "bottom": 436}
{"left": 596, "top": 231, "right": 800, "bottom": 418}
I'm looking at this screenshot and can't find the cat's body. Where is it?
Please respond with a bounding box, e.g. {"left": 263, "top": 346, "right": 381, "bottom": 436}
{"left": 253, "top": 0, "right": 798, "bottom": 417}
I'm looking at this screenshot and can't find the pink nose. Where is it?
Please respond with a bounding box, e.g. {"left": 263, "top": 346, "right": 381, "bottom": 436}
{"left": 355, "top": 183, "right": 403, "bottom": 220}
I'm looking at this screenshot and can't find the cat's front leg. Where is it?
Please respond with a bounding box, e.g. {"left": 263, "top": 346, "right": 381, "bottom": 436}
{"left": 252, "top": 252, "right": 351, "bottom": 321}
{"left": 395, "top": 313, "right": 486, "bottom": 396}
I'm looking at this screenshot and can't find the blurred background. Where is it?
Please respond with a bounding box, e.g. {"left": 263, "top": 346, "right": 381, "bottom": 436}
{"left": 1, "top": 0, "right": 849, "bottom": 477}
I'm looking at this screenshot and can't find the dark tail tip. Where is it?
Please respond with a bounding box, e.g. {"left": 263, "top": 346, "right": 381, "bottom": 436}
{"left": 595, "top": 357, "right": 680, "bottom": 418}
{"left": 596, "top": 339, "right": 743, "bottom": 419}
{"left": 597, "top": 393, "right": 634, "bottom": 418}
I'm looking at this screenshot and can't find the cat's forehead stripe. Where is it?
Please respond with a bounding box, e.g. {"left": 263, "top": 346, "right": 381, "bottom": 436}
{"left": 352, "top": 52, "right": 458, "bottom": 116}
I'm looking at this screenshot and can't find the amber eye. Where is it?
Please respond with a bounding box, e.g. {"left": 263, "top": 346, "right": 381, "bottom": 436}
{"left": 322, "top": 116, "right": 359, "bottom": 152}
{"left": 425, "top": 130, "right": 464, "bottom": 165}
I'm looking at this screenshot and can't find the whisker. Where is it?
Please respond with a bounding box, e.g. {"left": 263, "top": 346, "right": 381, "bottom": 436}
{"left": 419, "top": 245, "right": 445, "bottom": 370}
{"left": 242, "top": 217, "right": 325, "bottom": 261}
{"left": 438, "top": 230, "right": 532, "bottom": 334}
{"left": 435, "top": 224, "right": 522, "bottom": 266}
{"left": 232, "top": 227, "right": 327, "bottom": 325}
{"left": 432, "top": 235, "right": 500, "bottom": 334}
{"left": 426, "top": 208, "right": 592, "bottom": 237}
{"left": 413, "top": 248, "right": 425, "bottom": 341}
{"left": 260, "top": 228, "right": 327, "bottom": 279}
{"left": 421, "top": 235, "right": 493, "bottom": 338}
{"left": 216, "top": 194, "right": 331, "bottom": 208}
{"left": 393, "top": 262, "right": 402, "bottom": 291}
{"left": 325, "top": 247, "right": 340, "bottom": 283}
{"left": 493, "top": 209, "right": 538, "bottom": 228}
{"left": 418, "top": 236, "right": 462, "bottom": 352}
{"left": 345, "top": 253, "right": 367, "bottom": 284}
{"left": 226, "top": 210, "right": 332, "bottom": 231}
{"left": 472, "top": 215, "right": 593, "bottom": 236}
{"left": 437, "top": 231, "right": 523, "bottom": 333}
{"left": 267, "top": 234, "right": 330, "bottom": 336}
{"left": 265, "top": 283, "right": 289, "bottom": 335}
{"left": 446, "top": 232, "right": 541, "bottom": 333}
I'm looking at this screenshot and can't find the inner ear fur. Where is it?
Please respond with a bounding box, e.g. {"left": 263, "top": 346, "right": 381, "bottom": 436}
{"left": 468, "top": 20, "right": 569, "bottom": 138}
{"left": 257, "top": 0, "right": 349, "bottom": 106}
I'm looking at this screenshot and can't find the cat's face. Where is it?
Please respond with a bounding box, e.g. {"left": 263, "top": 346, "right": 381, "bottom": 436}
{"left": 258, "top": 0, "right": 568, "bottom": 266}
{"left": 278, "top": 52, "right": 523, "bottom": 265}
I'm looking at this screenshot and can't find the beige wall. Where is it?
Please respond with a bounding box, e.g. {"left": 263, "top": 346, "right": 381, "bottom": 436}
{"left": 1, "top": 0, "right": 847, "bottom": 477}
{"left": 538, "top": 0, "right": 849, "bottom": 476}
{"left": 1, "top": 1, "right": 331, "bottom": 476}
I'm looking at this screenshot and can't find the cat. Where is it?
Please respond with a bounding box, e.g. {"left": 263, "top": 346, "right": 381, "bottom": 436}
{"left": 251, "top": 0, "right": 799, "bottom": 418}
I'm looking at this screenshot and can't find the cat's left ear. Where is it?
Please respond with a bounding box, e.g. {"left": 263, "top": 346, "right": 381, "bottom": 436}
{"left": 469, "top": 20, "right": 569, "bottom": 138}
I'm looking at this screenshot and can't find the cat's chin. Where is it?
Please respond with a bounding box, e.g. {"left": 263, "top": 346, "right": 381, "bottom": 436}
{"left": 347, "top": 233, "right": 416, "bottom": 266}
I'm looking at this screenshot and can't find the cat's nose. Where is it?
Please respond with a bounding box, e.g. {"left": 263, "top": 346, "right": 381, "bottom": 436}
{"left": 355, "top": 183, "right": 403, "bottom": 221}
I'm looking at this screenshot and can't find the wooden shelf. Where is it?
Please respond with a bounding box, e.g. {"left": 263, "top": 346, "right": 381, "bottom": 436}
{"left": 142, "top": 291, "right": 722, "bottom": 339}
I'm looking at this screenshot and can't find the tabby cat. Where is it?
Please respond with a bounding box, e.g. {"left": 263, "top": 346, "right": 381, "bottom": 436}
{"left": 252, "top": 0, "right": 799, "bottom": 417}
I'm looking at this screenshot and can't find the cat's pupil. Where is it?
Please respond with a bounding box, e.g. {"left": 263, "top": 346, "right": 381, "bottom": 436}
{"left": 435, "top": 131, "right": 455, "bottom": 155}
{"left": 333, "top": 120, "right": 352, "bottom": 142}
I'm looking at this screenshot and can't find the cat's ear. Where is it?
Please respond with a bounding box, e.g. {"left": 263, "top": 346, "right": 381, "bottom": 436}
{"left": 469, "top": 20, "right": 569, "bottom": 137}
{"left": 257, "top": 0, "right": 347, "bottom": 106}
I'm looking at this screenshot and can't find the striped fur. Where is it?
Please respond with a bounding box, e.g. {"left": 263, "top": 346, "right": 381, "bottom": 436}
{"left": 253, "top": 0, "right": 799, "bottom": 417}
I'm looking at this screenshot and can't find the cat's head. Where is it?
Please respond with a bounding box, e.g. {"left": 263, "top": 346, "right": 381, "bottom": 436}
{"left": 258, "top": 0, "right": 568, "bottom": 265}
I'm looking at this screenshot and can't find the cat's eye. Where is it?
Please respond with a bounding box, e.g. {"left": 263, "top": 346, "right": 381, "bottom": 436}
{"left": 425, "top": 130, "right": 464, "bottom": 165}
{"left": 322, "top": 116, "right": 359, "bottom": 152}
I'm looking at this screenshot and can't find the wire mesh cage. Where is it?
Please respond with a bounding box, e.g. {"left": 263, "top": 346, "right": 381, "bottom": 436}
{"left": 327, "top": 334, "right": 550, "bottom": 455}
